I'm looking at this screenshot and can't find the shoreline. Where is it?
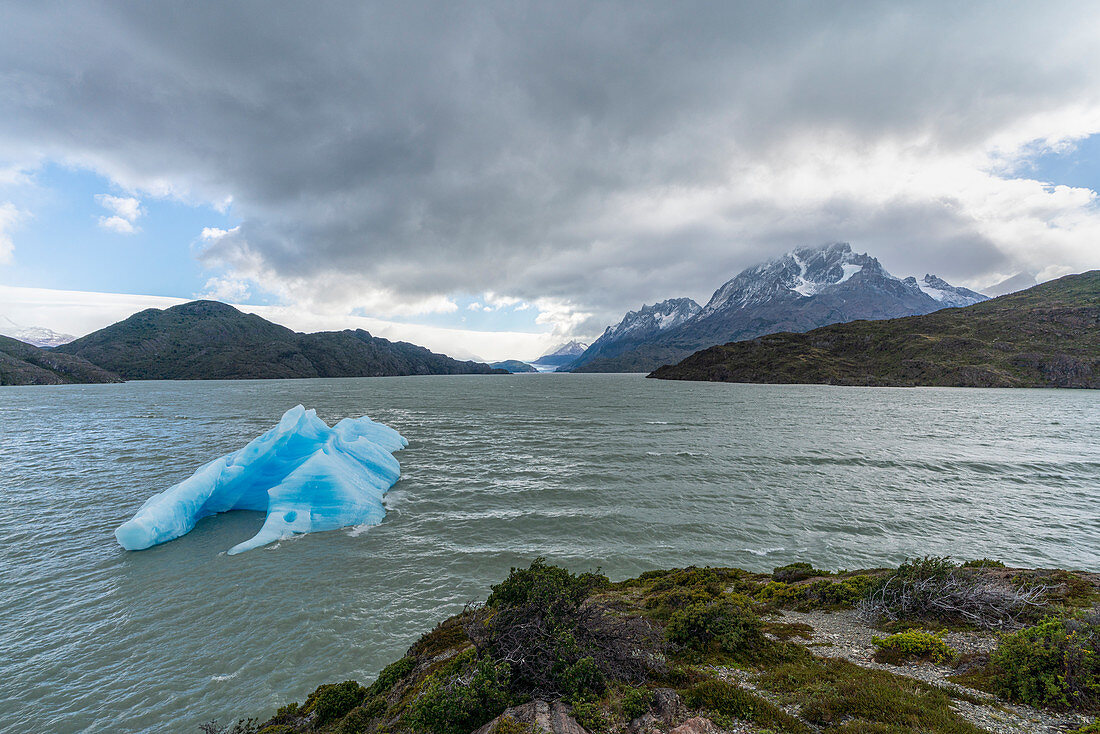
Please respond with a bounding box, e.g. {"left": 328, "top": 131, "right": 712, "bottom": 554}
{"left": 217, "top": 557, "right": 1099, "bottom": 734}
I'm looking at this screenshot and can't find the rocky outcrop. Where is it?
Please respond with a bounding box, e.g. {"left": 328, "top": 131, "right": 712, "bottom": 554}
{"left": 473, "top": 700, "right": 589, "bottom": 734}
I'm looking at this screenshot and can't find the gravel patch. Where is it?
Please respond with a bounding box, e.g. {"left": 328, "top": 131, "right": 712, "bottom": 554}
{"left": 756, "top": 609, "right": 1095, "bottom": 734}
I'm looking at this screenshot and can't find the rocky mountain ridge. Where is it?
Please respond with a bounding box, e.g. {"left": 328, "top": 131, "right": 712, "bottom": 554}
{"left": 569, "top": 243, "right": 988, "bottom": 372}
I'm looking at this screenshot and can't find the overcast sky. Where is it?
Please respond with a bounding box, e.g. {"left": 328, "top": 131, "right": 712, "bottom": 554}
{"left": 1, "top": 1, "right": 1099, "bottom": 360}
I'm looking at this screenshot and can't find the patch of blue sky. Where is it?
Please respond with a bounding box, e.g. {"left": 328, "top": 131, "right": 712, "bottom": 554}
{"left": 0, "top": 163, "right": 239, "bottom": 297}
{"left": 1009, "top": 132, "right": 1100, "bottom": 195}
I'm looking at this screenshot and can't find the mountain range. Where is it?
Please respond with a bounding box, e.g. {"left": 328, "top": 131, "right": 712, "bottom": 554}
{"left": 530, "top": 340, "right": 589, "bottom": 371}
{"left": 0, "top": 315, "right": 76, "bottom": 347}
{"left": 50, "top": 300, "right": 503, "bottom": 381}
{"left": 566, "top": 243, "right": 987, "bottom": 372}
{"left": 650, "top": 270, "right": 1100, "bottom": 388}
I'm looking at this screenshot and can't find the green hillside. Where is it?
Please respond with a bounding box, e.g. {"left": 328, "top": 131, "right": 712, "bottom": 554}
{"left": 0, "top": 335, "right": 122, "bottom": 386}
{"left": 56, "top": 300, "right": 501, "bottom": 380}
{"left": 649, "top": 271, "right": 1100, "bottom": 388}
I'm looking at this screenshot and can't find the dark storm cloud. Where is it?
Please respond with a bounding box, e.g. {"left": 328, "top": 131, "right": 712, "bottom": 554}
{"left": 1, "top": 1, "right": 1099, "bottom": 328}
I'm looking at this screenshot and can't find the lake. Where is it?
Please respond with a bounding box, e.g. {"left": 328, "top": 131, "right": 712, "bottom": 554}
{"left": 1, "top": 374, "right": 1097, "bottom": 732}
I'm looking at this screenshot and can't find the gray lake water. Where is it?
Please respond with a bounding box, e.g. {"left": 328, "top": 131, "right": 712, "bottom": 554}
{"left": 1, "top": 374, "right": 1098, "bottom": 733}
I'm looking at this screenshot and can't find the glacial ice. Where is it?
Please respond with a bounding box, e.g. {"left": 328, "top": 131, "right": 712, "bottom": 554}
{"left": 115, "top": 405, "right": 408, "bottom": 554}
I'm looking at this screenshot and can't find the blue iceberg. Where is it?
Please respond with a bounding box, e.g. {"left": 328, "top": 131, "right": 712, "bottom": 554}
{"left": 115, "top": 405, "right": 408, "bottom": 554}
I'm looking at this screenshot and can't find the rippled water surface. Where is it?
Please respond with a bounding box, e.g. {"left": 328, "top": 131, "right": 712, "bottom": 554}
{"left": 2, "top": 375, "right": 1098, "bottom": 732}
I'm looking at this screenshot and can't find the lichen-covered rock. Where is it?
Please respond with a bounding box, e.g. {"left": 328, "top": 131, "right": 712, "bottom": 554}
{"left": 473, "top": 700, "right": 589, "bottom": 734}
{"left": 669, "top": 717, "right": 720, "bottom": 734}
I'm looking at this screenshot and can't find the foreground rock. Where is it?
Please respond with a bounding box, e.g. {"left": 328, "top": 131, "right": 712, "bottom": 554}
{"left": 474, "top": 701, "right": 588, "bottom": 734}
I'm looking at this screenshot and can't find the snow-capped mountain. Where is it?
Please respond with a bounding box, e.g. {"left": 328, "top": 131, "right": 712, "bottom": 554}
{"left": 0, "top": 316, "right": 76, "bottom": 348}
{"left": 564, "top": 298, "right": 701, "bottom": 371}
{"left": 903, "top": 274, "right": 987, "bottom": 309}
{"left": 570, "top": 242, "right": 989, "bottom": 373}
{"left": 531, "top": 340, "right": 590, "bottom": 370}
{"left": 698, "top": 242, "right": 878, "bottom": 317}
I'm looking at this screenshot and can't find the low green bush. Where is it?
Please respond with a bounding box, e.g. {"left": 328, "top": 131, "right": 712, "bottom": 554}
{"left": 872, "top": 629, "right": 956, "bottom": 665}
{"left": 570, "top": 701, "right": 608, "bottom": 732}
{"left": 302, "top": 680, "right": 367, "bottom": 726}
{"left": 560, "top": 655, "right": 606, "bottom": 703}
{"left": 365, "top": 655, "right": 416, "bottom": 698}
{"left": 619, "top": 686, "right": 651, "bottom": 720}
{"left": 665, "top": 595, "right": 764, "bottom": 660}
{"left": 773, "top": 562, "right": 821, "bottom": 583}
{"left": 681, "top": 678, "right": 810, "bottom": 733}
{"left": 467, "top": 559, "right": 663, "bottom": 700}
{"left": 406, "top": 655, "right": 514, "bottom": 734}
{"left": 487, "top": 557, "right": 608, "bottom": 608}
{"left": 990, "top": 613, "right": 1100, "bottom": 710}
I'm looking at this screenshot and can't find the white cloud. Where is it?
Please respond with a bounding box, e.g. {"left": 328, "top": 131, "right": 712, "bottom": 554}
{"left": 97, "top": 214, "right": 136, "bottom": 234}
{"left": 5, "top": 4, "right": 1100, "bottom": 339}
{"left": 0, "top": 201, "right": 22, "bottom": 264}
{"left": 201, "top": 225, "right": 239, "bottom": 240}
{"left": 95, "top": 194, "right": 143, "bottom": 234}
{"left": 199, "top": 275, "right": 251, "bottom": 301}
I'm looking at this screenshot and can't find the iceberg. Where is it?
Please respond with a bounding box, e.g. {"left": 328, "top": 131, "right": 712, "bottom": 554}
{"left": 115, "top": 405, "right": 408, "bottom": 554}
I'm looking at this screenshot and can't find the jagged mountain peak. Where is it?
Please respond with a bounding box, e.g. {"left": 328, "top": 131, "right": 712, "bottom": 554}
{"left": 903, "top": 274, "right": 988, "bottom": 308}
{"left": 541, "top": 340, "right": 588, "bottom": 359}
{"left": 601, "top": 298, "right": 701, "bottom": 340}
{"left": 700, "top": 242, "right": 881, "bottom": 317}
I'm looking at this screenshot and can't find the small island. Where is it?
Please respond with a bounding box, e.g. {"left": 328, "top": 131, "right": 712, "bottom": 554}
{"left": 212, "top": 557, "right": 1099, "bottom": 734}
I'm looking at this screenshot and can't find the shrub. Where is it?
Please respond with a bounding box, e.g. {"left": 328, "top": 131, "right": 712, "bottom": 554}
{"left": 990, "top": 612, "right": 1100, "bottom": 710}
{"left": 773, "top": 562, "right": 820, "bottom": 583}
{"left": 756, "top": 576, "right": 875, "bottom": 610}
{"left": 560, "top": 655, "right": 606, "bottom": 703}
{"left": 872, "top": 629, "right": 957, "bottom": 665}
{"left": 1069, "top": 721, "right": 1100, "bottom": 734}
{"left": 467, "top": 560, "right": 663, "bottom": 699}
{"left": 896, "top": 556, "right": 958, "bottom": 581}
{"left": 570, "top": 701, "right": 608, "bottom": 732}
{"left": 366, "top": 655, "right": 416, "bottom": 698}
{"left": 619, "top": 686, "right": 651, "bottom": 720}
{"left": 644, "top": 586, "right": 720, "bottom": 619}
{"left": 199, "top": 721, "right": 258, "bottom": 734}
{"left": 303, "top": 681, "right": 367, "bottom": 725}
{"left": 682, "top": 679, "right": 810, "bottom": 733}
{"left": 665, "top": 596, "right": 764, "bottom": 660}
{"left": 860, "top": 560, "right": 1049, "bottom": 629}
{"left": 407, "top": 655, "right": 514, "bottom": 734}
{"left": 487, "top": 557, "right": 608, "bottom": 609}
{"left": 335, "top": 705, "right": 376, "bottom": 734}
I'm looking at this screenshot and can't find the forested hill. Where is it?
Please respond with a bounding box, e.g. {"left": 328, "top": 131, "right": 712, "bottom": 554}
{"left": 0, "top": 334, "right": 122, "bottom": 385}
{"left": 55, "top": 300, "right": 503, "bottom": 380}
